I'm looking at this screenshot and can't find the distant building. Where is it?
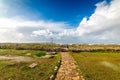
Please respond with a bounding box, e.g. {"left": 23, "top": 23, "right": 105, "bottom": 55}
{"left": 60, "top": 44, "right": 69, "bottom": 52}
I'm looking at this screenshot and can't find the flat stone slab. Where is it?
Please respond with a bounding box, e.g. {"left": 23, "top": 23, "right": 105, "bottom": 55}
{"left": 29, "top": 63, "right": 38, "bottom": 68}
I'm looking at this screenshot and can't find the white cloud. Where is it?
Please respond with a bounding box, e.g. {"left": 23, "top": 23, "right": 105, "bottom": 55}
{"left": 0, "top": 17, "right": 69, "bottom": 42}
{"left": 0, "top": 0, "right": 120, "bottom": 43}
{"left": 76, "top": 0, "right": 120, "bottom": 43}
{"left": 0, "top": 17, "right": 66, "bottom": 31}
{"left": 0, "top": 29, "right": 24, "bottom": 42}
{"left": 58, "top": 29, "right": 76, "bottom": 37}
{"left": 32, "top": 29, "right": 53, "bottom": 37}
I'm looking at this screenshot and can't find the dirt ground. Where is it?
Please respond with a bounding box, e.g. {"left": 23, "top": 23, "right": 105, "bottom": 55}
{"left": 0, "top": 56, "right": 33, "bottom": 62}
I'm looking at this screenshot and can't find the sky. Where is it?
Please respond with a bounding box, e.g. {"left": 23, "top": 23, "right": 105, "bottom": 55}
{"left": 0, "top": 0, "right": 120, "bottom": 44}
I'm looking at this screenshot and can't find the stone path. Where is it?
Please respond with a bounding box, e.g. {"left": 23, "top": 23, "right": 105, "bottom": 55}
{"left": 56, "top": 52, "right": 82, "bottom": 80}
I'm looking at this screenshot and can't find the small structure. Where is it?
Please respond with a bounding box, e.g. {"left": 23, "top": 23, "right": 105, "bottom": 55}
{"left": 46, "top": 52, "right": 57, "bottom": 55}
{"left": 60, "top": 44, "right": 69, "bottom": 52}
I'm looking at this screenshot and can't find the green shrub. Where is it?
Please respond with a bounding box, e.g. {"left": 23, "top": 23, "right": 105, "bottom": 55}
{"left": 35, "top": 51, "right": 46, "bottom": 57}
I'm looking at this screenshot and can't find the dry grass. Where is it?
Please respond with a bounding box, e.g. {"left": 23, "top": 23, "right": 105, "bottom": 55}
{"left": 69, "top": 44, "right": 120, "bottom": 52}
{"left": 0, "top": 49, "right": 60, "bottom": 80}
{"left": 71, "top": 52, "right": 120, "bottom": 80}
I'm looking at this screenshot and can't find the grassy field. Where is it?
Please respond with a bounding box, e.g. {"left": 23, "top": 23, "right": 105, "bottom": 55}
{"left": 0, "top": 49, "right": 45, "bottom": 56}
{"left": 71, "top": 52, "right": 120, "bottom": 80}
{"left": 69, "top": 44, "right": 120, "bottom": 52}
{"left": 0, "top": 43, "right": 61, "bottom": 51}
{"left": 0, "top": 49, "right": 60, "bottom": 80}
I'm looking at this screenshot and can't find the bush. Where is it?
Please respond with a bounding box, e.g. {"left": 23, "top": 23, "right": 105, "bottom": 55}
{"left": 35, "top": 51, "right": 46, "bottom": 57}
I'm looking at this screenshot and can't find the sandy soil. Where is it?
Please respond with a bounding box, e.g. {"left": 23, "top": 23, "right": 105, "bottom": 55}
{"left": 0, "top": 56, "right": 33, "bottom": 62}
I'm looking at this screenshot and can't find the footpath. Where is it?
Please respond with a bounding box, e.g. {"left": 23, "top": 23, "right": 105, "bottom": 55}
{"left": 56, "top": 52, "right": 83, "bottom": 80}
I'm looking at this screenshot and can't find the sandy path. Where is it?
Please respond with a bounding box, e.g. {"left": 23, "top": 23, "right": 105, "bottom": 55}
{"left": 0, "top": 56, "right": 33, "bottom": 62}
{"left": 56, "top": 52, "right": 82, "bottom": 80}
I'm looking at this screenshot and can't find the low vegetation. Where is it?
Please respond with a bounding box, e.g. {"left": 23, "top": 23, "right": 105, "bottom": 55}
{"left": 35, "top": 51, "right": 46, "bottom": 57}
{"left": 0, "top": 49, "right": 40, "bottom": 57}
{"left": 0, "top": 43, "right": 61, "bottom": 51}
{"left": 69, "top": 44, "right": 120, "bottom": 52}
{"left": 71, "top": 52, "right": 120, "bottom": 80}
{"left": 1, "top": 43, "right": 120, "bottom": 52}
{"left": 0, "top": 49, "right": 60, "bottom": 80}
{"left": 1, "top": 43, "right": 120, "bottom": 80}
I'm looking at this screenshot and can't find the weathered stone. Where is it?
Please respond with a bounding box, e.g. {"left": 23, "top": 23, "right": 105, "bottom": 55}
{"left": 72, "top": 76, "right": 80, "bottom": 80}
{"left": 29, "top": 63, "right": 38, "bottom": 68}
{"left": 50, "top": 75, "right": 54, "bottom": 80}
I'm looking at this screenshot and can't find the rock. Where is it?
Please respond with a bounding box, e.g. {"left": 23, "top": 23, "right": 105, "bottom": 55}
{"left": 50, "top": 75, "right": 54, "bottom": 80}
{"left": 26, "top": 53, "right": 31, "bottom": 56}
{"left": 29, "top": 63, "right": 38, "bottom": 68}
{"left": 72, "top": 76, "right": 80, "bottom": 80}
{"left": 46, "top": 52, "right": 57, "bottom": 55}
{"left": 54, "top": 66, "right": 58, "bottom": 71}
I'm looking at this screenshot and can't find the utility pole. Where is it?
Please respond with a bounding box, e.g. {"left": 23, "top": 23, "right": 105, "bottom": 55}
{"left": 51, "top": 37, "right": 53, "bottom": 44}
{"left": 50, "top": 37, "right": 53, "bottom": 52}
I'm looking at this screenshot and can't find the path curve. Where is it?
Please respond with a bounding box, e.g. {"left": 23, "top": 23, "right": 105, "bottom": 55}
{"left": 56, "top": 52, "right": 82, "bottom": 80}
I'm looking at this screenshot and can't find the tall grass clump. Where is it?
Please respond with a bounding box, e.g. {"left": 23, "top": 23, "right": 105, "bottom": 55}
{"left": 35, "top": 51, "right": 46, "bottom": 57}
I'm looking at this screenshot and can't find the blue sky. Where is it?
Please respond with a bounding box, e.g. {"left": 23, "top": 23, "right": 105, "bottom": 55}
{"left": 0, "top": 0, "right": 120, "bottom": 43}
{"left": 5, "top": 0, "right": 111, "bottom": 26}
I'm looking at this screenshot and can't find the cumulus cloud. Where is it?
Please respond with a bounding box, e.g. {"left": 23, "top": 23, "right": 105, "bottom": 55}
{"left": 0, "top": 29, "right": 24, "bottom": 42}
{"left": 0, "top": 0, "right": 120, "bottom": 43}
{"left": 75, "top": 0, "right": 120, "bottom": 43}
{"left": 0, "top": 17, "right": 69, "bottom": 42}
{"left": 32, "top": 29, "right": 53, "bottom": 37}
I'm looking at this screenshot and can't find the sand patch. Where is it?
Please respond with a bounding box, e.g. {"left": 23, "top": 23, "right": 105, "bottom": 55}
{"left": 0, "top": 56, "right": 33, "bottom": 62}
